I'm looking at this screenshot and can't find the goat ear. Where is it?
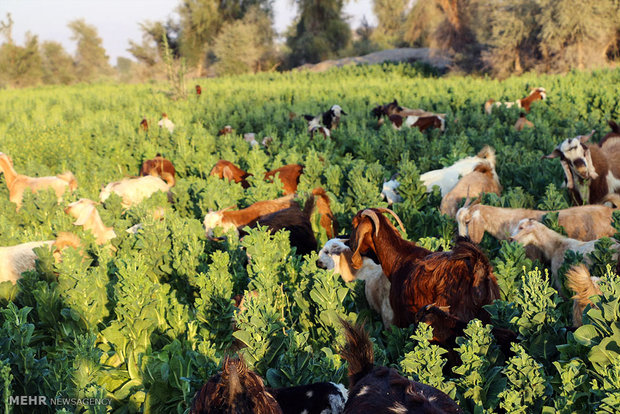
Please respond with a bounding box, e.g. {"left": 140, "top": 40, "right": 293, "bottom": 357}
{"left": 559, "top": 159, "right": 575, "bottom": 189}
{"left": 338, "top": 250, "right": 357, "bottom": 283}
{"left": 542, "top": 148, "right": 562, "bottom": 159}
{"left": 350, "top": 220, "right": 373, "bottom": 270}
{"left": 222, "top": 166, "right": 234, "bottom": 181}
{"left": 468, "top": 210, "right": 485, "bottom": 244}
{"left": 585, "top": 148, "right": 599, "bottom": 180}
{"left": 580, "top": 130, "right": 595, "bottom": 143}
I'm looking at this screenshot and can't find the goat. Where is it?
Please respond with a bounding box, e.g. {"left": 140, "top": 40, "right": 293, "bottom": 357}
{"left": 100, "top": 175, "right": 172, "bottom": 209}
{"left": 484, "top": 87, "right": 546, "bottom": 114}
{"left": 262, "top": 136, "right": 274, "bottom": 148}
{"left": 543, "top": 130, "right": 620, "bottom": 205}
{"left": 303, "top": 115, "right": 331, "bottom": 139}
{"left": 196, "top": 84, "right": 202, "bottom": 96}
{"left": 372, "top": 100, "right": 444, "bottom": 126}
{"left": 158, "top": 113, "right": 175, "bottom": 133}
{"left": 388, "top": 114, "right": 446, "bottom": 132}
{"left": 0, "top": 233, "right": 82, "bottom": 284}
{"left": 565, "top": 264, "right": 602, "bottom": 327}
{"left": 219, "top": 125, "right": 235, "bottom": 136}
{"left": 440, "top": 161, "right": 502, "bottom": 217}
{"left": 381, "top": 178, "right": 403, "bottom": 205}
{"left": 510, "top": 218, "right": 620, "bottom": 291}
{"left": 420, "top": 146, "right": 496, "bottom": 196}
{"left": 139, "top": 118, "right": 148, "bottom": 132}
{"left": 340, "top": 320, "right": 463, "bottom": 413}
{"left": 349, "top": 208, "right": 499, "bottom": 328}
{"left": 139, "top": 154, "right": 176, "bottom": 187}
{"left": 456, "top": 196, "right": 619, "bottom": 243}
{"left": 268, "top": 382, "right": 347, "bottom": 414}
{"left": 203, "top": 194, "right": 298, "bottom": 239}
{"left": 317, "top": 238, "right": 393, "bottom": 327}
{"left": 322, "top": 104, "right": 347, "bottom": 130}
{"left": 190, "top": 356, "right": 282, "bottom": 414}
{"left": 210, "top": 161, "right": 304, "bottom": 195}
{"left": 0, "top": 152, "right": 78, "bottom": 209}
{"left": 65, "top": 198, "right": 117, "bottom": 245}
{"left": 514, "top": 113, "right": 534, "bottom": 131}
{"left": 244, "top": 133, "right": 258, "bottom": 147}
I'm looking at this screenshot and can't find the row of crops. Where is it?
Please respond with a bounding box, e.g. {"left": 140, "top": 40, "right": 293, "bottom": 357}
{"left": 0, "top": 64, "right": 619, "bottom": 413}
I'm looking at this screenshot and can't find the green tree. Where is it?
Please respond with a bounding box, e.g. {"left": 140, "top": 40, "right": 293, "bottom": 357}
{"left": 286, "top": 0, "right": 351, "bottom": 67}
{"left": 40, "top": 41, "right": 75, "bottom": 85}
{"left": 371, "top": 0, "right": 410, "bottom": 48}
{"left": 68, "top": 19, "right": 112, "bottom": 82}
{"left": 0, "top": 33, "right": 43, "bottom": 88}
{"left": 403, "top": 0, "right": 443, "bottom": 47}
{"left": 212, "top": 20, "right": 262, "bottom": 75}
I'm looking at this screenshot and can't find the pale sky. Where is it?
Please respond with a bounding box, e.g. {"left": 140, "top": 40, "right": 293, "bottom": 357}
{"left": 1, "top": 0, "right": 376, "bottom": 64}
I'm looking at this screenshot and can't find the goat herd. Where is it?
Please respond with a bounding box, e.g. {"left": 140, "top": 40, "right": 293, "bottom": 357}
{"left": 1, "top": 86, "right": 620, "bottom": 413}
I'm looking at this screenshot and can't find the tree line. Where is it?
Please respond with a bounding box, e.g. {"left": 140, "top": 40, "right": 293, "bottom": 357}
{"left": 1, "top": 0, "right": 619, "bottom": 88}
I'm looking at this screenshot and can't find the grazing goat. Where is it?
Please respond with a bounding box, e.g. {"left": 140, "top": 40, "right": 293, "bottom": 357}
{"left": 203, "top": 194, "right": 297, "bottom": 239}
{"left": 218, "top": 125, "right": 235, "bottom": 136}
{"left": 268, "top": 382, "right": 347, "bottom": 414}
{"left": 340, "top": 320, "right": 463, "bottom": 413}
{"left": 0, "top": 233, "right": 82, "bottom": 284}
{"left": 65, "top": 198, "right": 117, "bottom": 245}
{"left": 510, "top": 218, "right": 620, "bottom": 290}
{"left": 190, "top": 356, "right": 282, "bottom": 414}
{"left": 420, "top": 146, "right": 496, "bottom": 196}
{"left": 514, "top": 113, "right": 534, "bottom": 131}
{"left": 100, "top": 175, "right": 171, "bottom": 209}
{"left": 381, "top": 178, "right": 403, "bottom": 205}
{"left": 372, "top": 100, "right": 444, "bottom": 127}
{"left": 543, "top": 130, "right": 620, "bottom": 205}
{"left": 349, "top": 208, "right": 499, "bottom": 327}
{"left": 456, "top": 198, "right": 619, "bottom": 243}
{"left": 0, "top": 152, "right": 78, "bottom": 209}
{"left": 388, "top": 114, "right": 446, "bottom": 132}
{"left": 244, "top": 133, "right": 258, "bottom": 147}
{"left": 317, "top": 238, "right": 393, "bottom": 327}
{"left": 158, "top": 113, "right": 175, "bottom": 133}
{"left": 484, "top": 87, "right": 546, "bottom": 114}
{"left": 210, "top": 161, "right": 304, "bottom": 195}
{"left": 440, "top": 161, "right": 501, "bottom": 217}
{"left": 262, "top": 136, "right": 274, "bottom": 148}
{"left": 196, "top": 84, "right": 202, "bottom": 96}
{"left": 303, "top": 115, "right": 331, "bottom": 139}
{"left": 139, "top": 154, "right": 176, "bottom": 186}
{"left": 565, "top": 264, "right": 602, "bottom": 327}
{"left": 139, "top": 118, "right": 148, "bottom": 132}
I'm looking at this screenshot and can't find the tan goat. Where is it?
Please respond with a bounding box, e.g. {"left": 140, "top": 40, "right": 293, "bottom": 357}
{"left": 65, "top": 199, "right": 117, "bottom": 245}
{"left": 440, "top": 161, "right": 502, "bottom": 217}
{"left": 0, "top": 152, "right": 77, "bottom": 209}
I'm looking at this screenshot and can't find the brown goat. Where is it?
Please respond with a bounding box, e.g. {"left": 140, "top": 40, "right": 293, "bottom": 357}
{"left": 565, "top": 264, "right": 602, "bottom": 327}
{"left": 440, "top": 161, "right": 502, "bottom": 217}
{"left": 349, "top": 209, "right": 499, "bottom": 328}
{"left": 190, "top": 357, "right": 282, "bottom": 414}
{"left": 139, "top": 154, "right": 176, "bottom": 186}
{"left": 340, "top": 320, "right": 463, "bottom": 413}
{"left": 311, "top": 187, "right": 337, "bottom": 239}
{"left": 210, "top": 160, "right": 252, "bottom": 188}
{"left": 139, "top": 118, "right": 148, "bottom": 132}
{"left": 210, "top": 161, "right": 304, "bottom": 195}
{"left": 485, "top": 87, "right": 546, "bottom": 114}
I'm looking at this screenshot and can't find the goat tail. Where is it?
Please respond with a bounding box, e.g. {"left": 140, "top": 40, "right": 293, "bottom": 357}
{"left": 484, "top": 100, "right": 495, "bottom": 115}
{"left": 303, "top": 192, "right": 316, "bottom": 219}
{"left": 566, "top": 264, "right": 601, "bottom": 307}
{"left": 339, "top": 319, "right": 374, "bottom": 388}
{"left": 602, "top": 193, "right": 620, "bottom": 209}
{"left": 609, "top": 120, "right": 620, "bottom": 134}
{"left": 57, "top": 171, "right": 78, "bottom": 190}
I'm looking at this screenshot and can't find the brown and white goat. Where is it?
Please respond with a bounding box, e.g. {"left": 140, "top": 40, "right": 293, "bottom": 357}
{"left": 372, "top": 100, "right": 444, "bottom": 126}
{"left": 484, "top": 87, "right": 546, "bottom": 114}
{"left": 565, "top": 264, "right": 602, "bottom": 327}
{"left": 514, "top": 113, "right": 534, "bottom": 131}
{"left": 65, "top": 199, "right": 117, "bottom": 245}
{"left": 440, "top": 161, "right": 502, "bottom": 217}
{"left": 510, "top": 218, "right": 620, "bottom": 291}
{"left": 456, "top": 198, "right": 619, "bottom": 243}
{"left": 543, "top": 130, "right": 620, "bottom": 205}
{"left": 0, "top": 232, "right": 82, "bottom": 284}
{"left": 349, "top": 208, "right": 499, "bottom": 328}
{"left": 388, "top": 114, "right": 446, "bottom": 132}
{"left": 317, "top": 238, "right": 393, "bottom": 327}
{"left": 158, "top": 113, "right": 174, "bottom": 133}
{"left": 139, "top": 154, "right": 176, "bottom": 186}
{"left": 210, "top": 161, "right": 304, "bottom": 195}
{"left": 340, "top": 320, "right": 463, "bottom": 414}
{"left": 0, "top": 152, "right": 78, "bottom": 209}
{"left": 100, "top": 175, "right": 172, "bottom": 209}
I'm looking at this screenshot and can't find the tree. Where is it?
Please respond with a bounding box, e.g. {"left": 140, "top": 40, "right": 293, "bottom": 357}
{"left": 40, "top": 41, "right": 76, "bottom": 85}
{"left": 0, "top": 33, "right": 43, "bottom": 87}
{"left": 403, "top": 0, "right": 443, "bottom": 47}
{"left": 68, "top": 19, "right": 112, "bottom": 82}
{"left": 177, "top": 0, "right": 222, "bottom": 72}
{"left": 212, "top": 20, "right": 261, "bottom": 75}
{"left": 537, "top": 0, "right": 617, "bottom": 71}
{"left": 371, "top": 0, "right": 410, "bottom": 48}
{"left": 286, "top": 0, "right": 351, "bottom": 67}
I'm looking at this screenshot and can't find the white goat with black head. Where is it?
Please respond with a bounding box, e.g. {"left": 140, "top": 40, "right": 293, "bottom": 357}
{"left": 543, "top": 130, "right": 620, "bottom": 205}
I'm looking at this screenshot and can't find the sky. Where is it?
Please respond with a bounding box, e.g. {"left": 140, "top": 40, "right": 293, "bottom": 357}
{"left": 1, "top": 0, "right": 377, "bottom": 64}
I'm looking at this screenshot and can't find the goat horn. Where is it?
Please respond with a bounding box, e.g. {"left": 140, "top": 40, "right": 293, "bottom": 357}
{"left": 361, "top": 209, "right": 381, "bottom": 237}
{"left": 463, "top": 186, "right": 472, "bottom": 209}
{"left": 373, "top": 208, "right": 406, "bottom": 234}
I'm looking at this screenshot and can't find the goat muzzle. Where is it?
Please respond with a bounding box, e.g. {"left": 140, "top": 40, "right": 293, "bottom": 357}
{"left": 316, "top": 259, "right": 327, "bottom": 269}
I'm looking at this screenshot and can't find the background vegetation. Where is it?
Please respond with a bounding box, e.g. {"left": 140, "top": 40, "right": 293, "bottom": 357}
{"left": 0, "top": 64, "right": 619, "bottom": 412}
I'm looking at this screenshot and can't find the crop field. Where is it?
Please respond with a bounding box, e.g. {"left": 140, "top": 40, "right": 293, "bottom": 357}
{"left": 0, "top": 64, "right": 620, "bottom": 413}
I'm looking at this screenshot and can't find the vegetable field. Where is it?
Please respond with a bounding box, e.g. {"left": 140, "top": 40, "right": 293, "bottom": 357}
{"left": 1, "top": 64, "right": 620, "bottom": 413}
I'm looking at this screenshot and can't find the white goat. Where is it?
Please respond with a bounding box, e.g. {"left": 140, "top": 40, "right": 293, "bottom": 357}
{"left": 510, "top": 218, "right": 620, "bottom": 290}
{"left": 420, "top": 146, "right": 496, "bottom": 196}
{"left": 381, "top": 179, "right": 403, "bottom": 205}
{"left": 100, "top": 175, "right": 171, "bottom": 209}
{"left": 317, "top": 238, "right": 393, "bottom": 327}
{"left": 158, "top": 113, "right": 175, "bottom": 133}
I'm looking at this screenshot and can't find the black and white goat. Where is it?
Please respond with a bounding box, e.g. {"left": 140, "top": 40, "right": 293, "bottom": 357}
{"left": 543, "top": 130, "right": 620, "bottom": 205}
{"left": 303, "top": 105, "right": 347, "bottom": 139}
